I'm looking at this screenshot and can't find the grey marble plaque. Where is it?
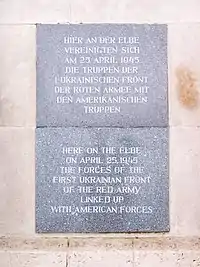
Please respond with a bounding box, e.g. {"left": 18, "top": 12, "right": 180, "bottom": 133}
{"left": 36, "top": 127, "right": 169, "bottom": 233}
{"left": 37, "top": 24, "right": 168, "bottom": 127}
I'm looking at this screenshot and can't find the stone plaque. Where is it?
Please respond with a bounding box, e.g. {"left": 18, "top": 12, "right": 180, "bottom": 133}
{"left": 37, "top": 24, "right": 168, "bottom": 127}
{"left": 36, "top": 127, "right": 169, "bottom": 233}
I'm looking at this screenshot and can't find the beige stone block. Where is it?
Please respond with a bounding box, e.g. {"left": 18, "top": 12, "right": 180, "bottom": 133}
{"left": 134, "top": 250, "right": 200, "bottom": 267}
{"left": 169, "top": 24, "right": 200, "bottom": 126}
{"left": 0, "top": 252, "right": 10, "bottom": 266}
{"left": 70, "top": 0, "right": 200, "bottom": 23}
{"left": 0, "top": 26, "right": 36, "bottom": 127}
{"left": 134, "top": 237, "right": 200, "bottom": 251}
{"left": 1, "top": 0, "right": 200, "bottom": 24}
{"left": 0, "top": 252, "right": 66, "bottom": 267}
{"left": 0, "top": 236, "right": 70, "bottom": 251}
{"left": 0, "top": 128, "right": 35, "bottom": 235}
{"left": 69, "top": 239, "right": 133, "bottom": 267}
{"left": 0, "top": 0, "right": 70, "bottom": 24}
{"left": 170, "top": 127, "right": 200, "bottom": 235}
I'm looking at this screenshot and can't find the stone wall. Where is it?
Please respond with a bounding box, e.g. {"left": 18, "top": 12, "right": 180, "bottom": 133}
{"left": 0, "top": 1, "right": 200, "bottom": 266}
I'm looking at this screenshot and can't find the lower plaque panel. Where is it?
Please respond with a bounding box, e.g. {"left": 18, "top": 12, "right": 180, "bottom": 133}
{"left": 36, "top": 127, "right": 169, "bottom": 233}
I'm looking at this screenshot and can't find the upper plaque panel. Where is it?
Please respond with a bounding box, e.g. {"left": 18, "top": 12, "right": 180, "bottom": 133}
{"left": 37, "top": 24, "right": 168, "bottom": 127}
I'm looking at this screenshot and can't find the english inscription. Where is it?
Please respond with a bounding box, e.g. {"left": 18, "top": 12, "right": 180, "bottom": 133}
{"left": 36, "top": 128, "right": 169, "bottom": 232}
{"left": 37, "top": 24, "right": 168, "bottom": 127}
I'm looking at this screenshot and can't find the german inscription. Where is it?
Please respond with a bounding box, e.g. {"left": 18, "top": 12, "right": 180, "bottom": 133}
{"left": 37, "top": 24, "right": 168, "bottom": 127}
{"left": 36, "top": 128, "right": 169, "bottom": 232}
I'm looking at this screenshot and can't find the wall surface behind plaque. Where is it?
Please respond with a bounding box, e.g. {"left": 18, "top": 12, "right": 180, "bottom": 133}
{"left": 0, "top": 1, "right": 200, "bottom": 266}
